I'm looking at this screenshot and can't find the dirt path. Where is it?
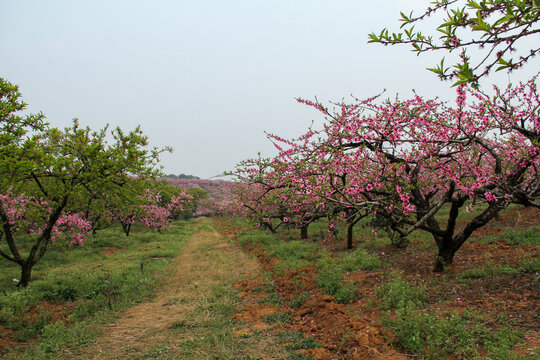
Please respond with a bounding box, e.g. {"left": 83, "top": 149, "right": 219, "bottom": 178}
{"left": 70, "top": 218, "right": 262, "bottom": 360}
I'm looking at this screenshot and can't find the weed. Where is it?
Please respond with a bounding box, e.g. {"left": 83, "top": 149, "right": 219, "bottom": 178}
{"left": 316, "top": 258, "right": 357, "bottom": 303}
{"left": 376, "top": 271, "right": 427, "bottom": 309}
{"left": 383, "top": 308, "right": 524, "bottom": 360}
{"left": 341, "top": 248, "right": 381, "bottom": 271}
{"left": 287, "top": 354, "right": 317, "bottom": 360}
{"left": 474, "top": 234, "right": 500, "bottom": 244}
{"left": 290, "top": 291, "right": 312, "bottom": 308}
{"left": 277, "top": 330, "right": 321, "bottom": 350}
{"left": 271, "top": 241, "right": 320, "bottom": 269}
{"left": 238, "top": 233, "right": 277, "bottom": 246}
{"left": 456, "top": 260, "right": 539, "bottom": 281}
{"left": 315, "top": 262, "right": 343, "bottom": 295}
{"left": 141, "top": 345, "right": 174, "bottom": 359}
{"left": 258, "top": 292, "right": 284, "bottom": 306}
{"left": 473, "top": 227, "right": 540, "bottom": 245}
{"left": 263, "top": 312, "right": 291, "bottom": 324}
{"left": 517, "top": 257, "right": 540, "bottom": 273}
{"left": 500, "top": 228, "right": 540, "bottom": 245}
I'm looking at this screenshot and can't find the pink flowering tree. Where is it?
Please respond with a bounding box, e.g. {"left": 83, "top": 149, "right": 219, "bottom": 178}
{"left": 0, "top": 78, "right": 165, "bottom": 286}
{"left": 265, "top": 130, "right": 379, "bottom": 247}
{"left": 155, "top": 181, "right": 195, "bottom": 220}
{"left": 293, "top": 79, "right": 539, "bottom": 271}
{"left": 138, "top": 189, "right": 172, "bottom": 232}
{"left": 231, "top": 154, "right": 340, "bottom": 241}
{"left": 233, "top": 77, "right": 538, "bottom": 270}
{"left": 112, "top": 182, "right": 196, "bottom": 236}
{"left": 113, "top": 199, "right": 146, "bottom": 237}
{"left": 194, "top": 181, "right": 234, "bottom": 217}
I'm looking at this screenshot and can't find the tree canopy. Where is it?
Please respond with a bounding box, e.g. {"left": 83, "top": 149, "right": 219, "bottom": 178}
{"left": 0, "top": 78, "right": 167, "bottom": 286}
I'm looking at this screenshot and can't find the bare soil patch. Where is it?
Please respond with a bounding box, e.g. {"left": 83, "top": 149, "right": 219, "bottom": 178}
{"left": 100, "top": 247, "right": 124, "bottom": 256}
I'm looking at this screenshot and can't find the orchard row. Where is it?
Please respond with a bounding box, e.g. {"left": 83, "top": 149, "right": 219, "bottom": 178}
{"left": 230, "top": 80, "right": 539, "bottom": 271}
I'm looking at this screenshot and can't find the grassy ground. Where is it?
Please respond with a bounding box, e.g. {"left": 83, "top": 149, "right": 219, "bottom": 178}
{"left": 1, "top": 207, "right": 537, "bottom": 359}
{"left": 0, "top": 221, "right": 192, "bottom": 359}
{"left": 1, "top": 218, "right": 314, "bottom": 360}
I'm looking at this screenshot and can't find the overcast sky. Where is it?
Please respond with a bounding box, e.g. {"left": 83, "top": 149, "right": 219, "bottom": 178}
{"left": 1, "top": 0, "right": 538, "bottom": 178}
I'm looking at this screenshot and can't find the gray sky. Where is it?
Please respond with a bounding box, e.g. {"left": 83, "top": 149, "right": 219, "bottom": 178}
{"left": 1, "top": 0, "right": 538, "bottom": 178}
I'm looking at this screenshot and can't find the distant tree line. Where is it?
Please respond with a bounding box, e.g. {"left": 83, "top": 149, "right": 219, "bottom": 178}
{"left": 163, "top": 173, "right": 200, "bottom": 180}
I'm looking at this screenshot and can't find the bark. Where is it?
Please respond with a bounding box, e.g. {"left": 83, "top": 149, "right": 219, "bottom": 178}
{"left": 345, "top": 214, "right": 365, "bottom": 250}
{"left": 432, "top": 203, "right": 502, "bottom": 272}
{"left": 300, "top": 224, "right": 308, "bottom": 239}
{"left": 346, "top": 224, "right": 353, "bottom": 250}
{"left": 18, "top": 262, "right": 33, "bottom": 287}
{"left": 264, "top": 223, "right": 276, "bottom": 233}
{"left": 434, "top": 244, "right": 456, "bottom": 272}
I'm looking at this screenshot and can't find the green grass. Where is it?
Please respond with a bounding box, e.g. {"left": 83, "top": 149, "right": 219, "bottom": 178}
{"left": 270, "top": 240, "right": 320, "bottom": 270}
{"left": 376, "top": 269, "right": 529, "bottom": 359}
{"left": 263, "top": 311, "right": 291, "bottom": 324}
{"left": 500, "top": 228, "right": 540, "bottom": 245}
{"left": 456, "top": 257, "right": 540, "bottom": 281}
{"left": 315, "top": 256, "right": 357, "bottom": 303}
{"left": 383, "top": 308, "right": 525, "bottom": 360}
{"left": 237, "top": 223, "right": 385, "bottom": 304}
{"left": 168, "top": 282, "right": 247, "bottom": 359}
{"left": 289, "top": 291, "right": 312, "bottom": 308}
{"left": 238, "top": 232, "right": 278, "bottom": 246}
{"left": 474, "top": 227, "right": 540, "bottom": 245}
{"left": 0, "top": 221, "right": 192, "bottom": 358}
{"left": 376, "top": 271, "right": 427, "bottom": 310}
{"left": 341, "top": 248, "right": 381, "bottom": 271}
{"left": 277, "top": 330, "right": 321, "bottom": 351}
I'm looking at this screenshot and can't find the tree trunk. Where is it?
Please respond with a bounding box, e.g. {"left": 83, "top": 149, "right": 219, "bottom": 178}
{"left": 346, "top": 224, "right": 353, "bottom": 250}
{"left": 121, "top": 222, "right": 131, "bottom": 237}
{"left": 18, "top": 262, "right": 33, "bottom": 287}
{"left": 433, "top": 245, "right": 456, "bottom": 272}
{"left": 264, "top": 223, "right": 276, "bottom": 233}
{"left": 300, "top": 224, "right": 308, "bottom": 239}
{"left": 432, "top": 203, "right": 502, "bottom": 272}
